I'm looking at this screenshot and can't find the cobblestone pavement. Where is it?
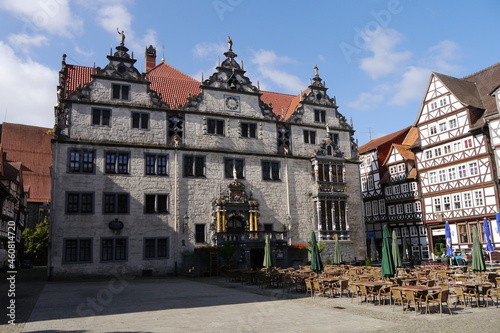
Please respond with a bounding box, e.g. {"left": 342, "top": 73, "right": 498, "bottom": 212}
{"left": 1, "top": 271, "right": 499, "bottom": 333}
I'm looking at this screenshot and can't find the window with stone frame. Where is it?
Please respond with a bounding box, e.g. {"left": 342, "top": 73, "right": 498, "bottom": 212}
{"left": 103, "top": 193, "right": 129, "bottom": 214}
{"left": 145, "top": 154, "right": 168, "bottom": 176}
{"left": 183, "top": 155, "right": 205, "bottom": 177}
{"left": 401, "top": 183, "right": 409, "bottom": 193}
{"left": 262, "top": 160, "right": 280, "bottom": 181}
{"left": 241, "top": 122, "right": 257, "bottom": 138}
{"left": 105, "top": 151, "right": 130, "bottom": 174}
{"left": 132, "top": 112, "right": 149, "bottom": 129}
{"left": 303, "top": 130, "right": 316, "bottom": 144}
{"left": 314, "top": 109, "right": 326, "bottom": 123}
{"left": 207, "top": 118, "right": 225, "bottom": 136}
{"left": 101, "top": 237, "right": 127, "bottom": 261}
{"left": 144, "top": 194, "right": 169, "bottom": 214}
{"left": 224, "top": 158, "right": 245, "bottom": 179}
{"left": 385, "top": 186, "right": 392, "bottom": 196}
{"left": 112, "top": 83, "right": 130, "bottom": 100}
{"left": 92, "top": 108, "right": 111, "bottom": 126}
{"left": 195, "top": 224, "right": 206, "bottom": 244}
{"left": 396, "top": 204, "right": 404, "bottom": 214}
{"left": 388, "top": 205, "right": 395, "bottom": 215}
{"left": 66, "top": 192, "right": 93, "bottom": 214}
{"left": 319, "top": 198, "right": 348, "bottom": 238}
{"left": 414, "top": 201, "right": 422, "bottom": 212}
{"left": 68, "top": 149, "right": 95, "bottom": 173}
{"left": 144, "top": 238, "right": 169, "bottom": 259}
{"left": 63, "top": 238, "right": 92, "bottom": 263}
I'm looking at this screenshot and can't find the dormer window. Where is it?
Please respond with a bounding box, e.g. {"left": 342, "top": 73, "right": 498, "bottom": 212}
{"left": 112, "top": 84, "right": 130, "bottom": 100}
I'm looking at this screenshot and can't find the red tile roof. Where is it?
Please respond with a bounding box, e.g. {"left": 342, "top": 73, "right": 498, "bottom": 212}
{"left": 358, "top": 126, "right": 412, "bottom": 154}
{"left": 64, "top": 61, "right": 303, "bottom": 120}
{"left": 65, "top": 64, "right": 94, "bottom": 98}
{"left": 260, "top": 90, "right": 297, "bottom": 119}
{"left": 1, "top": 123, "right": 52, "bottom": 202}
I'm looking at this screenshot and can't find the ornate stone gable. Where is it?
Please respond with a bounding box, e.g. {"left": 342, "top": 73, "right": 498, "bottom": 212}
{"left": 181, "top": 37, "right": 277, "bottom": 120}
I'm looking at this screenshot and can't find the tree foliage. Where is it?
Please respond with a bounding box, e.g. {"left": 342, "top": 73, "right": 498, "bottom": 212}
{"left": 22, "top": 217, "right": 49, "bottom": 263}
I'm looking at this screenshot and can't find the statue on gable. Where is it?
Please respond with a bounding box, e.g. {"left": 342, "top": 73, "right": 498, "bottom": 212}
{"left": 227, "top": 36, "right": 233, "bottom": 52}
{"left": 117, "top": 28, "right": 126, "bottom": 45}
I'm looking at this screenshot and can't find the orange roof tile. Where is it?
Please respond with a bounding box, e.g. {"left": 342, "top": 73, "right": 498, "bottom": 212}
{"left": 358, "top": 126, "right": 412, "bottom": 154}
{"left": 260, "top": 91, "right": 297, "bottom": 119}
{"left": 65, "top": 64, "right": 94, "bottom": 97}
{"left": 1, "top": 123, "right": 52, "bottom": 202}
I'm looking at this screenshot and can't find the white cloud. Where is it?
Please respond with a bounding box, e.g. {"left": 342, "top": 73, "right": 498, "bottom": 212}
{"left": 389, "top": 66, "right": 430, "bottom": 105}
{"left": 0, "top": 0, "right": 83, "bottom": 37}
{"left": 94, "top": 3, "right": 157, "bottom": 58}
{"left": 348, "top": 92, "right": 384, "bottom": 110}
{"left": 426, "top": 40, "right": 461, "bottom": 74}
{"left": 192, "top": 42, "right": 226, "bottom": 59}
{"left": 359, "top": 27, "right": 411, "bottom": 80}
{"left": 74, "top": 45, "right": 94, "bottom": 58}
{"left": 0, "top": 41, "right": 57, "bottom": 128}
{"left": 251, "top": 49, "right": 304, "bottom": 93}
{"left": 8, "top": 33, "right": 49, "bottom": 53}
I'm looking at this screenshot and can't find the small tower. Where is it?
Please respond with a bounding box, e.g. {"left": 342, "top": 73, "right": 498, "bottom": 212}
{"left": 145, "top": 45, "right": 157, "bottom": 72}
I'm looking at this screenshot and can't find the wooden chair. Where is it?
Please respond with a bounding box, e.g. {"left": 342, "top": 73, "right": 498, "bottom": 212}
{"left": 391, "top": 288, "right": 406, "bottom": 312}
{"left": 304, "top": 278, "right": 315, "bottom": 297}
{"left": 358, "top": 284, "right": 377, "bottom": 305}
{"left": 425, "top": 289, "right": 453, "bottom": 316}
{"left": 312, "top": 279, "right": 328, "bottom": 297}
{"left": 332, "top": 279, "right": 349, "bottom": 298}
{"left": 463, "top": 285, "right": 479, "bottom": 307}
{"left": 405, "top": 290, "right": 424, "bottom": 315}
{"left": 378, "top": 285, "right": 392, "bottom": 305}
{"left": 348, "top": 282, "right": 360, "bottom": 303}
{"left": 486, "top": 287, "right": 500, "bottom": 307}
{"left": 453, "top": 285, "right": 468, "bottom": 308}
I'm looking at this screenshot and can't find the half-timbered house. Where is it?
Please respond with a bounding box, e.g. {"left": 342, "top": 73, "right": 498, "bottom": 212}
{"left": 412, "top": 63, "right": 500, "bottom": 257}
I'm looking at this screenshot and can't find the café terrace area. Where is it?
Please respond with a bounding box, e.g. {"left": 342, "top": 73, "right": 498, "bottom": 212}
{"left": 220, "top": 263, "right": 500, "bottom": 316}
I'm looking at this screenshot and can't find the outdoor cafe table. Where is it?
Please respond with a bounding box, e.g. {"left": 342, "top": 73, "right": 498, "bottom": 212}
{"left": 395, "top": 277, "right": 426, "bottom": 286}
{"left": 357, "top": 281, "right": 394, "bottom": 304}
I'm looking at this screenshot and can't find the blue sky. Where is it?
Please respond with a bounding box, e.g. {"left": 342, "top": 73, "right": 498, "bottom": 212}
{"left": 0, "top": 0, "right": 499, "bottom": 146}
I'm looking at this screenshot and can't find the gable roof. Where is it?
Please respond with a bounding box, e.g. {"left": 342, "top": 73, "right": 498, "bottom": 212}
{"left": 358, "top": 126, "right": 412, "bottom": 154}
{"left": 434, "top": 72, "right": 484, "bottom": 109}
{"left": 64, "top": 59, "right": 302, "bottom": 120}
{"left": 0, "top": 123, "right": 52, "bottom": 202}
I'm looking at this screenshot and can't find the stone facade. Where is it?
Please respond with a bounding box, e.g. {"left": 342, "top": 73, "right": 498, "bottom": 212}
{"left": 49, "top": 40, "right": 365, "bottom": 278}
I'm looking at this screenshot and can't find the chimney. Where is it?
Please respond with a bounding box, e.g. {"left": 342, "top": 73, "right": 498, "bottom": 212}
{"left": 145, "top": 45, "right": 157, "bottom": 72}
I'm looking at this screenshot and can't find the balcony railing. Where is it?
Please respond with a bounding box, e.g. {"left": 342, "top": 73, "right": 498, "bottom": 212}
{"left": 215, "top": 231, "right": 288, "bottom": 244}
{"left": 319, "top": 230, "right": 350, "bottom": 241}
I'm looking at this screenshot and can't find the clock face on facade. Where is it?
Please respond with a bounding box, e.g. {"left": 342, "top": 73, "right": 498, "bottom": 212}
{"left": 225, "top": 95, "right": 240, "bottom": 111}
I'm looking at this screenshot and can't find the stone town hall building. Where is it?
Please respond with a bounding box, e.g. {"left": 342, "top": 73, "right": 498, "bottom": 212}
{"left": 49, "top": 38, "right": 364, "bottom": 278}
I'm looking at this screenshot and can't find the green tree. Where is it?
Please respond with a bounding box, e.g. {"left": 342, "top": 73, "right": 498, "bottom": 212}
{"left": 22, "top": 217, "right": 49, "bottom": 265}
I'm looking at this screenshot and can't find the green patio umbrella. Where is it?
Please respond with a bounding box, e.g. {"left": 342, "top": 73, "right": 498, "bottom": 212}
{"left": 471, "top": 225, "right": 486, "bottom": 272}
{"left": 334, "top": 234, "right": 343, "bottom": 264}
{"left": 391, "top": 230, "right": 402, "bottom": 268}
{"left": 263, "top": 234, "right": 273, "bottom": 269}
{"left": 381, "top": 225, "right": 395, "bottom": 277}
{"left": 310, "top": 231, "right": 323, "bottom": 272}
